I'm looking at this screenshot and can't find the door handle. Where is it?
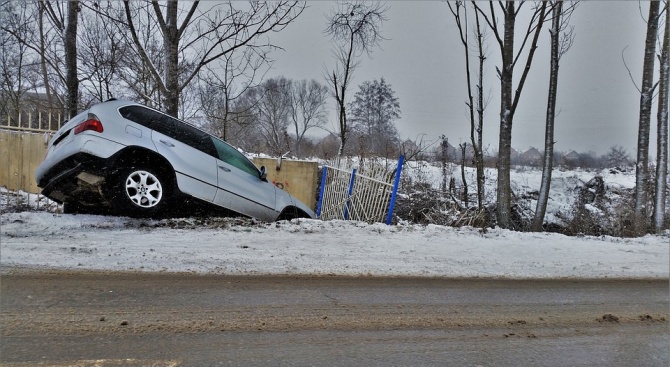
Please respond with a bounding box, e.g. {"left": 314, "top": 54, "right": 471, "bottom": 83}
{"left": 159, "top": 139, "right": 175, "bottom": 147}
{"left": 218, "top": 165, "right": 231, "bottom": 172}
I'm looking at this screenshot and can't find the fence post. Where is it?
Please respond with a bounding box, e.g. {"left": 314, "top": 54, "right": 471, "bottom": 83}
{"left": 316, "top": 166, "right": 328, "bottom": 218}
{"left": 385, "top": 155, "right": 405, "bottom": 225}
{"left": 343, "top": 168, "right": 357, "bottom": 220}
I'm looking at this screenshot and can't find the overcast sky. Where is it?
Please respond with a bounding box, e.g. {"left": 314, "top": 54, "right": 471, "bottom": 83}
{"left": 264, "top": 1, "right": 664, "bottom": 156}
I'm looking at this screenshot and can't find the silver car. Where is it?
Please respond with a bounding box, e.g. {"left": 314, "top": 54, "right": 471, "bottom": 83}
{"left": 35, "top": 99, "right": 315, "bottom": 221}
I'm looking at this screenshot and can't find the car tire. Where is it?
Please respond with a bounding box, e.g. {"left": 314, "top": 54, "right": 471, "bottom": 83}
{"left": 111, "top": 166, "right": 172, "bottom": 218}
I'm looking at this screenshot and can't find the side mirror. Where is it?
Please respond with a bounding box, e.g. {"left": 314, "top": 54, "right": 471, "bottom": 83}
{"left": 259, "top": 166, "right": 268, "bottom": 182}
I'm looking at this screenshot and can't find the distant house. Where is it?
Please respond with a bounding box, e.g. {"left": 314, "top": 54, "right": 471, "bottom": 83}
{"left": 519, "top": 147, "right": 542, "bottom": 166}
{"left": 510, "top": 147, "right": 520, "bottom": 161}
{"left": 563, "top": 150, "right": 580, "bottom": 162}
{"left": 557, "top": 150, "right": 582, "bottom": 167}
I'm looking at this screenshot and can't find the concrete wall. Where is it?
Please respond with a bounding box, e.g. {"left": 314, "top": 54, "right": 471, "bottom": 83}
{"left": 252, "top": 157, "right": 320, "bottom": 211}
{"left": 0, "top": 130, "right": 50, "bottom": 194}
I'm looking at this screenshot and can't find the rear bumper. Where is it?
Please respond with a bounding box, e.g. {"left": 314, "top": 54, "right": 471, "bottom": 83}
{"left": 36, "top": 133, "right": 127, "bottom": 204}
{"left": 37, "top": 152, "right": 113, "bottom": 204}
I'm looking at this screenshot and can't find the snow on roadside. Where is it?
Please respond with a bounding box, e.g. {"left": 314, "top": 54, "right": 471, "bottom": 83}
{"left": 1, "top": 211, "right": 668, "bottom": 279}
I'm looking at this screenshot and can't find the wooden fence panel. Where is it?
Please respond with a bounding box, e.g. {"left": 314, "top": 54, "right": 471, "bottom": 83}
{"left": 0, "top": 130, "right": 49, "bottom": 194}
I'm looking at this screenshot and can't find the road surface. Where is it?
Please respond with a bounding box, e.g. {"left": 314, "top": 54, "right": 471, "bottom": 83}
{"left": 1, "top": 272, "right": 668, "bottom": 366}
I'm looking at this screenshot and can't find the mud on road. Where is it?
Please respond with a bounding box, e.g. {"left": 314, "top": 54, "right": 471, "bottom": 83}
{"left": 1, "top": 272, "right": 668, "bottom": 366}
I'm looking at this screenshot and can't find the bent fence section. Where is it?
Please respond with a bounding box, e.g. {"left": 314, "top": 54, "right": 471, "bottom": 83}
{"left": 317, "top": 156, "right": 404, "bottom": 224}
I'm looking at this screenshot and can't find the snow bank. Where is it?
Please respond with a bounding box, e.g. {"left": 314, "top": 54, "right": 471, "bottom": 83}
{"left": 1, "top": 212, "right": 668, "bottom": 279}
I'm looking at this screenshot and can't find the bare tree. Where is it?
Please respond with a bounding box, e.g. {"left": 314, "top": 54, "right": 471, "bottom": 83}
{"left": 532, "top": 1, "right": 577, "bottom": 232}
{"left": 118, "top": 4, "right": 164, "bottom": 108}
{"left": 77, "top": 7, "right": 126, "bottom": 105}
{"left": 197, "top": 44, "right": 268, "bottom": 142}
{"left": 653, "top": 3, "right": 669, "bottom": 233}
{"left": 0, "top": 1, "right": 33, "bottom": 117}
{"left": 36, "top": 2, "right": 53, "bottom": 110}
{"left": 120, "top": 1, "right": 304, "bottom": 117}
{"left": 473, "top": 4, "right": 489, "bottom": 210}
{"left": 325, "top": 1, "right": 388, "bottom": 156}
{"left": 634, "top": 0, "right": 661, "bottom": 234}
{"left": 40, "top": 1, "right": 72, "bottom": 113}
{"left": 603, "top": 145, "right": 632, "bottom": 168}
{"left": 448, "top": 1, "right": 489, "bottom": 210}
{"left": 245, "top": 77, "right": 292, "bottom": 156}
{"left": 224, "top": 91, "right": 267, "bottom": 153}
{"left": 1, "top": 2, "right": 65, "bottom": 117}
{"left": 289, "top": 79, "right": 329, "bottom": 158}
{"left": 235, "top": 77, "right": 328, "bottom": 157}
{"left": 474, "top": 1, "right": 549, "bottom": 229}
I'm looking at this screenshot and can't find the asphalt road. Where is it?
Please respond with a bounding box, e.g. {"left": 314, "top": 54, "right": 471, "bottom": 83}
{"left": 1, "top": 272, "right": 668, "bottom": 366}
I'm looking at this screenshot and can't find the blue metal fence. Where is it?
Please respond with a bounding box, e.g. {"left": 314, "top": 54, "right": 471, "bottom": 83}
{"left": 316, "top": 155, "right": 404, "bottom": 224}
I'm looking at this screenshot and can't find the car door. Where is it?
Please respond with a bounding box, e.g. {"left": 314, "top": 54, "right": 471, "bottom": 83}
{"left": 149, "top": 113, "right": 218, "bottom": 202}
{"left": 209, "top": 137, "right": 278, "bottom": 221}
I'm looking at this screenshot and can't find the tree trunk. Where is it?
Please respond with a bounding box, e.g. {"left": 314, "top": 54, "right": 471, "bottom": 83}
{"left": 163, "top": 1, "right": 180, "bottom": 117}
{"left": 532, "top": 1, "right": 563, "bottom": 232}
{"left": 653, "top": 10, "right": 669, "bottom": 233}
{"left": 634, "top": 1, "right": 660, "bottom": 235}
{"left": 474, "top": 9, "right": 486, "bottom": 211}
{"left": 64, "top": 0, "right": 79, "bottom": 118}
{"left": 460, "top": 143, "right": 469, "bottom": 207}
{"left": 496, "top": 2, "right": 516, "bottom": 229}
{"left": 337, "top": 97, "right": 347, "bottom": 157}
{"left": 441, "top": 136, "right": 449, "bottom": 194}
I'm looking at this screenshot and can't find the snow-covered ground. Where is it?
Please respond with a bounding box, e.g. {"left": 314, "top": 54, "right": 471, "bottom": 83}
{"left": 400, "top": 162, "right": 640, "bottom": 229}
{"left": 1, "top": 211, "right": 668, "bottom": 279}
{"left": 1, "top": 164, "right": 668, "bottom": 279}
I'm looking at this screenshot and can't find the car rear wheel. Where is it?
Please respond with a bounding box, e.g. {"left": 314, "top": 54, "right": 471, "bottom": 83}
{"left": 112, "top": 166, "right": 171, "bottom": 217}
{"left": 277, "top": 206, "right": 309, "bottom": 221}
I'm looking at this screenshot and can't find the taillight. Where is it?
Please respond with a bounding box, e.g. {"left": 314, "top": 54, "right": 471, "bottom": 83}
{"left": 74, "top": 113, "right": 104, "bottom": 134}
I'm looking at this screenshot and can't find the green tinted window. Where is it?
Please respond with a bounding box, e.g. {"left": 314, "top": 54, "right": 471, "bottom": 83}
{"left": 211, "top": 137, "right": 259, "bottom": 178}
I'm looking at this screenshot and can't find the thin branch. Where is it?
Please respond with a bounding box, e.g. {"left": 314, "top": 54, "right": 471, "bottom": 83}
{"left": 622, "top": 45, "right": 642, "bottom": 92}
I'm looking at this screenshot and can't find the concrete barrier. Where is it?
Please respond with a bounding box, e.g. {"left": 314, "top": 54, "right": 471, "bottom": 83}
{"left": 252, "top": 157, "right": 319, "bottom": 211}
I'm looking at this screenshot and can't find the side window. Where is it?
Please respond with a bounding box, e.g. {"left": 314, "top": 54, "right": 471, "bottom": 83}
{"left": 165, "top": 117, "right": 217, "bottom": 157}
{"left": 119, "top": 106, "right": 175, "bottom": 136}
{"left": 211, "top": 137, "right": 260, "bottom": 178}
